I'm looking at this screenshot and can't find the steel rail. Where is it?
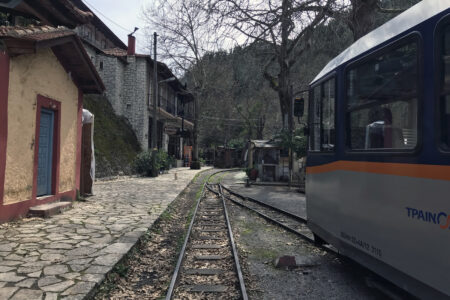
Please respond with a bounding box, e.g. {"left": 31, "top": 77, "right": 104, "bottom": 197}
{"left": 214, "top": 183, "right": 412, "bottom": 300}
{"left": 165, "top": 179, "right": 207, "bottom": 300}
{"left": 165, "top": 170, "right": 249, "bottom": 300}
{"left": 221, "top": 184, "right": 307, "bottom": 224}
{"left": 217, "top": 184, "right": 248, "bottom": 300}
{"left": 212, "top": 184, "right": 336, "bottom": 254}
{"left": 165, "top": 169, "right": 227, "bottom": 299}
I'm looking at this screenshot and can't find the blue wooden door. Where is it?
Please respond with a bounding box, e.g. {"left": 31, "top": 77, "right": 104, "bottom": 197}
{"left": 37, "top": 109, "right": 54, "bottom": 196}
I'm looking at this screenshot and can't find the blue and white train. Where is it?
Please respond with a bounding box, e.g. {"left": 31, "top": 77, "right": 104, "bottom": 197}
{"left": 305, "top": 0, "right": 450, "bottom": 298}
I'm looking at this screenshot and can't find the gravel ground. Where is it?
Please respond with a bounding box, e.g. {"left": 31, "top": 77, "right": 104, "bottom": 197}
{"left": 225, "top": 198, "right": 389, "bottom": 300}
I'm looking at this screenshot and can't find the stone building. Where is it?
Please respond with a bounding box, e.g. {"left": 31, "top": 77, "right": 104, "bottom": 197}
{"left": 71, "top": 0, "right": 195, "bottom": 163}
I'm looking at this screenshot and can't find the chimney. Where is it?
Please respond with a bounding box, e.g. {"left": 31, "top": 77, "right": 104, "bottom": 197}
{"left": 127, "top": 34, "right": 136, "bottom": 55}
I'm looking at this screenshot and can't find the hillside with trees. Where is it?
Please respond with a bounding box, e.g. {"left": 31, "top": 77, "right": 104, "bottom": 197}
{"left": 144, "top": 0, "right": 421, "bottom": 150}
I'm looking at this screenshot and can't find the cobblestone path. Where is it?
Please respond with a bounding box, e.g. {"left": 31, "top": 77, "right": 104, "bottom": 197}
{"left": 0, "top": 168, "right": 206, "bottom": 300}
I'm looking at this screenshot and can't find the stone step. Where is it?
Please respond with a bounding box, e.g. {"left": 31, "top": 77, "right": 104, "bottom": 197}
{"left": 28, "top": 201, "right": 72, "bottom": 218}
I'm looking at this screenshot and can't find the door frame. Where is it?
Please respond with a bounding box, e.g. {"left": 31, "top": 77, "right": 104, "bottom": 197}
{"left": 0, "top": 52, "right": 9, "bottom": 206}
{"left": 32, "top": 95, "right": 61, "bottom": 201}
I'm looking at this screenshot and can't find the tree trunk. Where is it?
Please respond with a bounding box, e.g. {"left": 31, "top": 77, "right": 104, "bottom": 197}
{"left": 256, "top": 116, "right": 265, "bottom": 139}
{"left": 349, "top": 0, "right": 380, "bottom": 41}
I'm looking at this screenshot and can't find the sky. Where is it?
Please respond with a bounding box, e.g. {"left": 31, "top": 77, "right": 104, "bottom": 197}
{"left": 81, "top": 0, "right": 151, "bottom": 52}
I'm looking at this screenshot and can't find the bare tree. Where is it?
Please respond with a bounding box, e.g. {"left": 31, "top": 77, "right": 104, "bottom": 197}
{"left": 346, "top": 0, "right": 421, "bottom": 41}
{"left": 143, "top": 0, "right": 281, "bottom": 154}
{"left": 143, "top": 0, "right": 232, "bottom": 163}
{"left": 210, "top": 0, "right": 341, "bottom": 132}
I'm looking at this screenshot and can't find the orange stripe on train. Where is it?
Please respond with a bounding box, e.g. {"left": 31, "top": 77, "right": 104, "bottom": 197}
{"left": 306, "top": 161, "right": 450, "bottom": 181}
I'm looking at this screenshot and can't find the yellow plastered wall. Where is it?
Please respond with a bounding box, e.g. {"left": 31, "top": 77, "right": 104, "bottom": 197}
{"left": 3, "top": 48, "right": 79, "bottom": 204}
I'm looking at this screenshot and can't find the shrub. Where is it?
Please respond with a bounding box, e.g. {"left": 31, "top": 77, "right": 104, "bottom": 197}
{"left": 190, "top": 160, "right": 201, "bottom": 170}
{"left": 134, "top": 149, "right": 175, "bottom": 176}
{"left": 155, "top": 149, "right": 169, "bottom": 171}
{"left": 133, "top": 151, "right": 154, "bottom": 176}
{"left": 168, "top": 155, "right": 176, "bottom": 169}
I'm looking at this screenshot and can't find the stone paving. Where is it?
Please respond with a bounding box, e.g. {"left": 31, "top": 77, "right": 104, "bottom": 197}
{"left": 0, "top": 167, "right": 206, "bottom": 300}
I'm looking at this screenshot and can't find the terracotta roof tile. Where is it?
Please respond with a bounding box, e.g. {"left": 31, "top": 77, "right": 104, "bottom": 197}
{"left": 102, "top": 47, "right": 127, "bottom": 57}
{"left": 0, "top": 25, "right": 75, "bottom": 41}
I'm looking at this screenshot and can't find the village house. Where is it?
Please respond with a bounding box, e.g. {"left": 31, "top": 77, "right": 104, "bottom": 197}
{"left": 70, "top": 0, "right": 195, "bottom": 165}
{"left": 0, "top": 5, "right": 104, "bottom": 222}
{"left": 247, "top": 140, "right": 303, "bottom": 182}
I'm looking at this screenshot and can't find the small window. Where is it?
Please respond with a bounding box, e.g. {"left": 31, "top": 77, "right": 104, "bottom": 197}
{"left": 99, "top": 61, "right": 103, "bottom": 70}
{"left": 440, "top": 24, "right": 450, "bottom": 149}
{"left": 309, "top": 85, "right": 321, "bottom": 151}
{"left": 346, "top": 41, "right": 419, "bottom": 150}
{"left": 321, "top": 78, "right": 335, "bottom": 151}
{"left": 309, "top": 77, "right": 336, "bottom": 152}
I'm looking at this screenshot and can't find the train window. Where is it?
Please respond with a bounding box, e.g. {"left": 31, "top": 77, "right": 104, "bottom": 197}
{"left": 309, "top": 85, "right": 321, "bottom": 151}
{"left": 321, "top": 78, "right": 335, "bottom": 151}
{"left": 346, "top": 41, "right": 418, "bottom": 150}
{"left": 309, "top": 78, "right": 336, "bottom": 152}
{"left": 440, "top": 24, "right": 450, "bottom": 149}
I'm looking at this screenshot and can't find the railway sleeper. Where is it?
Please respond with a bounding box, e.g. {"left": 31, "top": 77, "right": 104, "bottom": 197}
{"left": 184, "top": 284, "right": 228, "bottom": 293}
{"left": 195, "top": 255, "right": 227, "bottom": 260}
{"left": 185, "top": 269, "right": 224, "bottom": 275}
{"left": 192, "top": 244, "right": 224, "bottom": 249}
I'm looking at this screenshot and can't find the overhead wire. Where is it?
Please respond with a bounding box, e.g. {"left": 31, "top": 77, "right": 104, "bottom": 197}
{"left": 82, "top": 0, "right": 148, "bottom": 40}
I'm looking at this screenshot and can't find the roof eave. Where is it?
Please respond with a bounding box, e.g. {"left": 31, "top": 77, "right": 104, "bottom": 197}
{"left": 3, "top": 34, "right": 104, "bottom": 94}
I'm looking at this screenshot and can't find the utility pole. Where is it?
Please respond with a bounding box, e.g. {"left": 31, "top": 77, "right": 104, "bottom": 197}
{"left": 191, "top": 95, "right": 199, "bottom": 169}
{"left": 288, "top": 84, "right": 293, "bottom": 188}
{"left": 151, "top": 32, "right": 158, "bottom": 176}
{"left": 152, "top": 32, "right": 158, "bottom": 150}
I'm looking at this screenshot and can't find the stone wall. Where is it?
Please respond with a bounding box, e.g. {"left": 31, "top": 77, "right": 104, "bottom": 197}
{"left": 122, "top": 56, "right": 150, "bottom": 151}
{"left": 85, "top": 45, "right": 186, "bottom": 153}
{"left": 97, "top": 55, "right": 124, "bottom": 115}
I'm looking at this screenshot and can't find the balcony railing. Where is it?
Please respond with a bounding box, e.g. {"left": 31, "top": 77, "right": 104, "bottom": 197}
{"left": 158, "top": 95, "right": 176, "bottom": 115}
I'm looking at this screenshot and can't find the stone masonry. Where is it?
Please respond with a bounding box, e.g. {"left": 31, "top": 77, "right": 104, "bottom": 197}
{"left": 0, "top": 167, "right": 206, "bottom": 300}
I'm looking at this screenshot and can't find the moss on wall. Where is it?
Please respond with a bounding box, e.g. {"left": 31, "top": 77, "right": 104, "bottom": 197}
{"left": 83, "top": 94, "right": 141, "bottom": 178}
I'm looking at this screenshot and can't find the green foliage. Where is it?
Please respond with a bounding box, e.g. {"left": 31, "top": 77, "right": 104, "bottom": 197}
{"left": 133, "top": 151, "right": 155, "bottom": 176}
{"left": 168, "top": 155, "right": 176, "bottom": 169}
{"left": 133, "top": 149, "right": 173, "bottom": 177}
{"left": 274, "top": 129, "right": 307, "bottom": 158}
{"left": 227, "top": 138, "right": 245, "bottom": 149}
{"left": 155, "top": 149, "right": 169, "bottom": 170}
{"left": 83, "top": 95, "right": 141, "bottom": 178}
{"left": 190, "top": 160, "right": 201, "bottom": 170}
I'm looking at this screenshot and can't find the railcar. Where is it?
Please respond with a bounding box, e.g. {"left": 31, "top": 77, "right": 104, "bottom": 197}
{"left": 305, "top": 0, "right": 450, "bottom": 298}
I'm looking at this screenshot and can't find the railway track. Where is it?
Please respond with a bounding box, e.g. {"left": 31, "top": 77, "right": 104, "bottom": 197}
{"left": 206, "top": 181, "right": 409, "bottom": 299}
{"left": 165, "top": 182, "right": 248, "bottom": 300}
{"left": 210, "top": 184, "right": 337, "bottom": 253}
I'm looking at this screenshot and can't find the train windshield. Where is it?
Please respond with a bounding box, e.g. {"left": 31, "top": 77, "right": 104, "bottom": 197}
{"left": 346, "top": 42, "right": 418, "bottom": 150}
{"left": 441, "top": 24, "right": 450, "bottom": 149}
